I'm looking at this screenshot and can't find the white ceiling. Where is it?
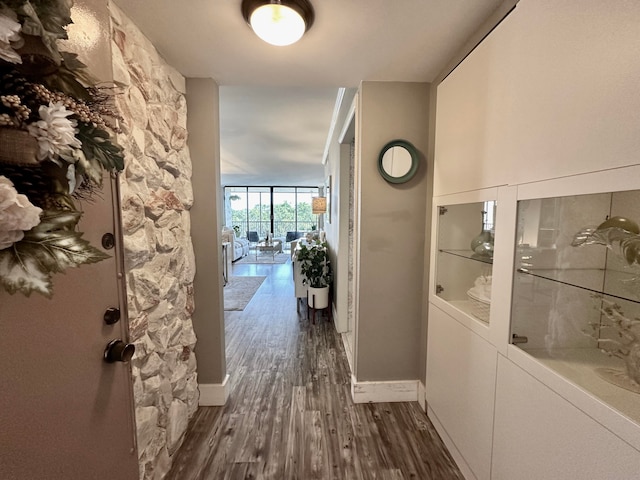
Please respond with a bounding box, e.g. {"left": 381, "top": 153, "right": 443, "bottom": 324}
{"left": 219, "top": 86, "right": 339, "bottom": 186}
{"left": 114, "top": 0, "right": 506, "bottom": 186}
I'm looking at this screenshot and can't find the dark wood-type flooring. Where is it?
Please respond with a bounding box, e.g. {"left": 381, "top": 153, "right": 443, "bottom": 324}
{"left": 166, "top": 259, "right": 463, "bottom": 480}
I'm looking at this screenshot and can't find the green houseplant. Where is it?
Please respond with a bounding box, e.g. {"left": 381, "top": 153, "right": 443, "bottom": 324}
{"left": 296, "top": 241, "right": 332, "bottom": 310}
{"left": 296, "top": 241, "right": 332, "bottom": 288}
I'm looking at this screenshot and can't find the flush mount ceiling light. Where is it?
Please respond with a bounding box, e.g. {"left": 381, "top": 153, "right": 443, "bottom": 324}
{"left": 241, "top": 0, "right": 315, "bottom": 46}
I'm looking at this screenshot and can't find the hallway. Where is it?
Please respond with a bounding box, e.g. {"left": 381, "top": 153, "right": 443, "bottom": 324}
{"left": 166, "top": 261, "right": 463, "bottom": 479}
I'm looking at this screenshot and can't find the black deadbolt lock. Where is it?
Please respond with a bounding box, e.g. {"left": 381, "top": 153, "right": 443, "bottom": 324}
{"left": 104, "top": 307, "right": 121, "bottom": 325}
{"left": 101, "top": 233, "right": 115, "bottom": 250}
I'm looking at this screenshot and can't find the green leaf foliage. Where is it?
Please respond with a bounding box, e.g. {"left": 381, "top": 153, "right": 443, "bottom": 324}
{"left": 31, "top": 0, "right": 73, "bottom": 38}
{"left": 296, "top": 242, "right": 332, "bottom": 288}
{"left": 0, "top": 209, "right": 110, "bottom": 297}
{"left": 43, "top": 64, "right": 93, "bottom": 102}
{"left": 5, "top": 0, "right": 73, "bottom": 63}
{"left": 77, "top": 122, "right": 125, "bottom": 173}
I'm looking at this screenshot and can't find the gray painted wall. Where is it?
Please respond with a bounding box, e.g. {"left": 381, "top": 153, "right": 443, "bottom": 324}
{"left": 186, "top": 78, "right": 226, "bottom": 385}
{"left": 355, "top": 82, "right": 431, "bottom": 381}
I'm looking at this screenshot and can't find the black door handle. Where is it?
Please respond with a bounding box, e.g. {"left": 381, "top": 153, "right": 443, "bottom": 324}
{"left": 104, "top": 339, "right": 135, "bottom": 363}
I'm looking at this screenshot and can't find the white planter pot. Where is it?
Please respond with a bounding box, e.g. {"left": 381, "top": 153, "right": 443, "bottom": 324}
{"left": 307, "top": 286, "right": 329, "bottom": 309}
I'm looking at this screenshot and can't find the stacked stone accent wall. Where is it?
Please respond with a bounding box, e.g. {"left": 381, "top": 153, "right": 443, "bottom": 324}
{"left": 109, "top": 3, "right": 199, "bottom": 479}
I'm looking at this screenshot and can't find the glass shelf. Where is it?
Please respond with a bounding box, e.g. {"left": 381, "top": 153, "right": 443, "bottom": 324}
{"left": 439, "top": 249, "right": 494, "bottom": 265}
{"left": 515, "top": 268, "right": 640, "bottom": 305}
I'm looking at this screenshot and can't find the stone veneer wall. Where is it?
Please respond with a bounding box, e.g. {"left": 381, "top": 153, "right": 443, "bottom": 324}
{"left": 109, "top": 3, "right": 199, "bottom": 479}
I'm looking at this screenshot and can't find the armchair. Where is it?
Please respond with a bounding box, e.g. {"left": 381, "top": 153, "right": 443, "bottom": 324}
{"left": 285, "top": 231, "right": 301, "bottom": 242}
{"left": 247, "top": 231, "right": 260, "bottom": 250}
{"left": 285, "top": 231, "right": 302, "bottom": 252}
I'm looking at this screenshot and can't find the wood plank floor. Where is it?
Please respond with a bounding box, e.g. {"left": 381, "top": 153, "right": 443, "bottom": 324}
{"left": 166, "top": 259, "right": 463, "bottom": 480}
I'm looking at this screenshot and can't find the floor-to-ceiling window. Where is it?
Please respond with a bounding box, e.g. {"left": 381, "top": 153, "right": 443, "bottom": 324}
{"left": 272, "top": 187, "right": 296, "bottom": 238}
{"left": 225, "top": 186, "right": 318, "bottom": 239}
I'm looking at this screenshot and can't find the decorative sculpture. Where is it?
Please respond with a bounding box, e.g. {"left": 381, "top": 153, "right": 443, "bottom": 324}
{"left": 586, "top": 295, "right": 640, "bottom": 393}
{"left": 573, "top": 216, "right": 640, "bottom": 392}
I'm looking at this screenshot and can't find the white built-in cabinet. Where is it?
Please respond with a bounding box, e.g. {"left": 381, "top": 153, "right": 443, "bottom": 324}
{"left": 427, "top": 186, "right": 516, "bottom": 480}
{"left": 427, "top": 1, "right": 640, "bottom": 478}
{"left": 427, "top": 169, "right": 640, "bottom": 480}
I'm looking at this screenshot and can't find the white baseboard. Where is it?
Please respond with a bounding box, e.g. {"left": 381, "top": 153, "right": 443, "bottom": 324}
{"left": 418, "top": 380, "right": 426, "bottom": 411}
{"left": 198, "top": 374, "right": 230, "bottom": 406}
{"left": 351, "top": 374, "right": 419, "bottom": 404}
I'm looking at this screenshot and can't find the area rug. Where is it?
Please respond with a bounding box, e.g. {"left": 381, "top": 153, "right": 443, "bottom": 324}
{"left": 224, "top": 276, "right": 266, "bottom": 311}
{"left": 233, "top": 252, "right": 290, "bottom": 264}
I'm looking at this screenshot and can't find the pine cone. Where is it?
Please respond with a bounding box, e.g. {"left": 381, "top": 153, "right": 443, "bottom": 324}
{"left": 0, "top": 163, "right": 51, "bottom": 208}
{"left": 0, "top": 160, "right": 74, "bottom": 212}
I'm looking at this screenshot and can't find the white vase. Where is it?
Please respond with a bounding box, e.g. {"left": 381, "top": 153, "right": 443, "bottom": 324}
{"left": 308, "top": 286, "right": 329, "bottom": 309}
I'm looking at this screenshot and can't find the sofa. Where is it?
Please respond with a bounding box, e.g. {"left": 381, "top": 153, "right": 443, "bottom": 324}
{"left": 221, "top": 227, "right": 250, "bottom": 261}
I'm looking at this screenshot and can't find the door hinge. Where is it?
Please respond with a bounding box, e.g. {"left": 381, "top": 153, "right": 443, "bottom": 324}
{"left": 438, "top": 206, "right": 448, "bottom": 215}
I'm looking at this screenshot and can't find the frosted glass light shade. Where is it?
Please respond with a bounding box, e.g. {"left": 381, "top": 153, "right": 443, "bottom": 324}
{"left": 250, "top": 4, "right": 306, "bottom": 46}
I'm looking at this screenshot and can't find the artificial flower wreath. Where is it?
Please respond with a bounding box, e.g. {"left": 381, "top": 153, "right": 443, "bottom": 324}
{"left": 0, "top": 0, "right": 124, "bottom": 297}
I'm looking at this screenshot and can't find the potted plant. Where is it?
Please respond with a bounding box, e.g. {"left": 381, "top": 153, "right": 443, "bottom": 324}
{"left": 296, "top": 241, "right": 332, "bottom": 309}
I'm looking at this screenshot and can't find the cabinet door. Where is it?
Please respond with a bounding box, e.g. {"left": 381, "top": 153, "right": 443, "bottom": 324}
{"left": 434, "top": 0, "right": 640, "bottom": 195}
{"left": 426, "top": 304, "right": 497, "bottom": 480}
{"left": 435, "top": 200, "right": 495, "bottom": 322}
{"left": 511, "top": 183, "right": 640, "bottom": 436}
{"left": 493, "top": 355, "right": 640, "bottom": 480}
